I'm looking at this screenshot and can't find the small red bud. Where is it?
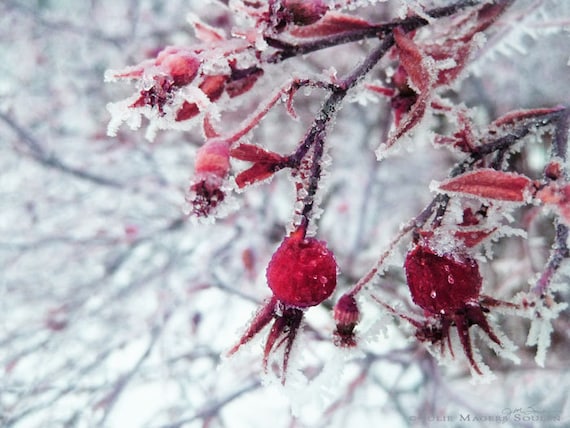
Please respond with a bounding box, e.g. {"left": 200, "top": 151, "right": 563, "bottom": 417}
{"left": 334, "top": 295, "right": 359, "bottom": 326}
{"left": 194, "top": 140, "right": 230, "bottom": 178}
{"left": 156, "top": 48, "right": 201, "bottom": 86}
{"left": 187, "top": 140, "right": 231, "bottom": 217}
{"left": 333, "top": 294, "right": 360, "bottom": 347}
{"left": 544, "top": 161, "right": 563, "bottom": 181}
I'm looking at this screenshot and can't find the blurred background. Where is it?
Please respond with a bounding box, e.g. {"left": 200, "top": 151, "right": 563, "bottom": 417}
{"left": 1, "top": 1, "right": 569, "bottom": 427}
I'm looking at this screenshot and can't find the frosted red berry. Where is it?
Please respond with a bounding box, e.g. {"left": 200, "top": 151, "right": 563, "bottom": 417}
{"left": 404, "top": 244, "right": 482, "bottom": 314}
{"left": 267, "top": 229, "right": 337, "bottom": 308}
{"left": 403, "top": 242, "right": 506, "bottom": 374}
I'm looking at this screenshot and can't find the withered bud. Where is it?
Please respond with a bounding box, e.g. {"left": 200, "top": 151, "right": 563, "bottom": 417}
{"left": 333, "top": 294, "right": 360, "bottom": 347}
{"left": 283, "top": 0, "right": 328, "bottom": 26}
{"left": 545, "top": 160, "right": 563, "bottom": 181}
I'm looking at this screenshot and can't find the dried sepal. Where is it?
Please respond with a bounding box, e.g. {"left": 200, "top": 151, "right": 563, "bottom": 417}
{"left": 517, "top": 292, "right": 568, "bottom": 367}
{"left": 231, "top": 143, "right": 287, "bottom": 188}
{"left": 228, "top": 297, "right": 278, "bottom": 356}
{"left": 262, "top": 306, "right": 304, "bottom": 381}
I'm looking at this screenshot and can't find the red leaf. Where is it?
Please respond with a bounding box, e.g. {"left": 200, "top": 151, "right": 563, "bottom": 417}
{"left": 230, "top": 144, "right": 283, "bottom": 163}
{"left": 428, "top": 40, "right": 472, "bottom": 86}
{"left": 492, "top": 106, "right": 565, "bottom": 128}
{"left": 439, "top": 169, "right": 533, "bottom": 202}
{"left": 289, "top": 12, "right": 372, "bottom": 38}
{"left": 393, "top": 28, "right": 432, "bottom": 93}
{"left": 284, "top": 0, "right": 328, "bottom": 26}
{"left": 386, "top": 90, "right": 428, "bottom": 145}
{"left": 473, "top": 1, "right": 511, "bottom": 33}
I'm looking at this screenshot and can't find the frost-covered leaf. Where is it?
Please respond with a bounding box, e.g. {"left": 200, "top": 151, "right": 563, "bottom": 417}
{"left": 491, "top": 106, "right": 565, "bottom": 128}
{"left": 438, "top": 169, "right": 534, "bottom": 202}
{"left": 288, "top": 12, "right": 373, "bottom": 38}
{"left": 393, "top": 28, "right": 433, "bottom": 93}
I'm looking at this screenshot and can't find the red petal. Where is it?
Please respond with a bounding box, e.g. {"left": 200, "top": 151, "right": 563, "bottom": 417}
{"left": 439, "top": 169, "right": 533, "bottom": 202}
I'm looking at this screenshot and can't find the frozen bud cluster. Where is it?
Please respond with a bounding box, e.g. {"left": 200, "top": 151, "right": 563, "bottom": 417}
{"left": 186, "top": 140, "right": 231, "bottom": 218}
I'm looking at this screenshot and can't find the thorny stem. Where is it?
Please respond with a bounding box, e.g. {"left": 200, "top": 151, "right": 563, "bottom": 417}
{"left": 451, "top": 109, "right": 566, "bottom": 178}
{"left": 531, "top": 222, "right": 569, "bottom": 296}
{"left": 344, "top": 190, "right": 450, "bottom": 298}
{"left": 551, "top": 106, "right": 570, "bottom": 164}
{"left": 288, "top": 34, "right": 397, "bottom": 228}
{"left": 277, "top": 0, "right": 508, "bottom": 229}
{"left": 531, "top": 109, "right": 570, "bottom": 296}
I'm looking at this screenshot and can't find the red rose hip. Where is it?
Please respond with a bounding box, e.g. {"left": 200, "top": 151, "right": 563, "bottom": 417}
{"left": 404, "top": 244, "right": 482, "bottom": 314}
{"left": 267, "top": 229, "right": 337, "bottom": 308}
